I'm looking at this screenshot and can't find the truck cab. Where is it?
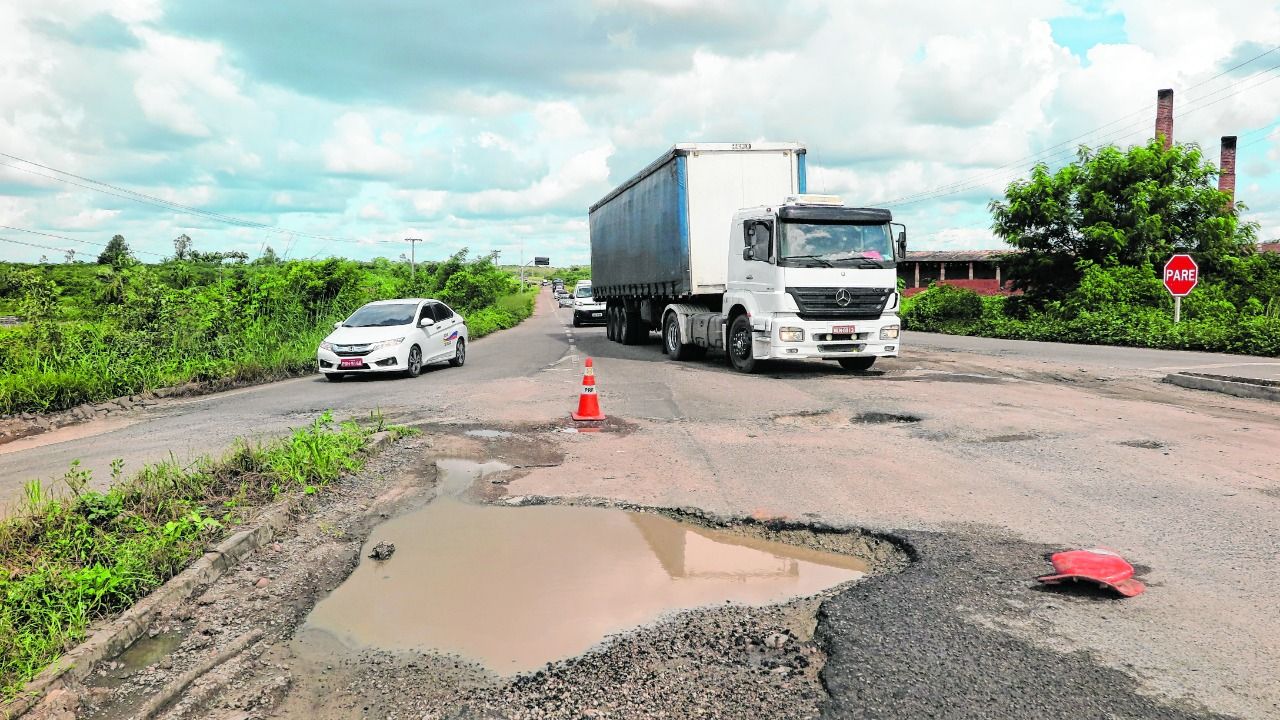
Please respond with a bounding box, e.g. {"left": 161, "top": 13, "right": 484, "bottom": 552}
{"left": 718, "top": 194, "right": 904, "bottom": 372}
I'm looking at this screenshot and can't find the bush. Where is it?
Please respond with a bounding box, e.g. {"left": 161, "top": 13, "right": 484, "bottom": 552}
{"left": 903, "top": 284, "right": 985, "bottom": 332}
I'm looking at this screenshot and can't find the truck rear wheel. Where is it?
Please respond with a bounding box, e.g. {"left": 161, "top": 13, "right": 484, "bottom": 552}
{"left": 606, "top": 306, "right": 618, "bottom": 341}
{"left": 838, "top": 357, "right": 876, "bottom": 372}
{"left": 664, "top": 312, "right": 706, "bottom": 361}
{"left": 727, "top": 314, "right": 758, "bottom": 373}
{"left": 619, "top": 305, "right": 644, "bottom": 346}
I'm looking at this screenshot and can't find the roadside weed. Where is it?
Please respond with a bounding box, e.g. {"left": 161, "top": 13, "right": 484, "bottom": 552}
{"left": 0, "top": 411, "right": 383, "bottom": 702}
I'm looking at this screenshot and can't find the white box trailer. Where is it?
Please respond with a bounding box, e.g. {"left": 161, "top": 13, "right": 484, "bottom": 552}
{"left": 589, "top": 143, "right": 806, "bottom": 299}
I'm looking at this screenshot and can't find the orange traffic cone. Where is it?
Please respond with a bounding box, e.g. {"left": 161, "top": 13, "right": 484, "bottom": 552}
{"left": 571, "top": 357, "right": 606, "bottom": 421}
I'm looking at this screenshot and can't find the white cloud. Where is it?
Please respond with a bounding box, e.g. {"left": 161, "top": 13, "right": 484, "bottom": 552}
{"left": 126, "top": 27, "right": 245, "bottom": 138}
{"left": 56, "top": 207, "right": 121, "bottom": 230}
{"left": 2, "top": 1, "right": 1278, "bottom": 263}
{"left": 322, "top": 113, "right": 412, "bottom": 177}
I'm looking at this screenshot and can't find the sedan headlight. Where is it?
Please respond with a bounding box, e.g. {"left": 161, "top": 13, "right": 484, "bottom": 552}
{"left": 880, "top": 325, "right": 900, "bottom": 340}
{"left": 778, "top": 327, "right": 805, "bottom": 342}
{"left": 369, "top": 338, "right": 405, "bottom": 351}
{"left": 319, "top": 341, "right": 334, "bottom": 351}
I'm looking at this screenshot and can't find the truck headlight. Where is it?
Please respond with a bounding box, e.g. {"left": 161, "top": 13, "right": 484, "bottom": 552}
{"left": 779, "top": 327, "right": 804, "bottom": 342}
{"left": 369, "top": 338, "right": 405, "bottom": 351}
{"left": 880, "top": 325, "right": 900, "bottom": 340}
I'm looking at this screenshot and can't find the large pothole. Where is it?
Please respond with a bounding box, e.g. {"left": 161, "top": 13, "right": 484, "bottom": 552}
{"left": 301, "top": 459, "right": 883, "bottom": 674}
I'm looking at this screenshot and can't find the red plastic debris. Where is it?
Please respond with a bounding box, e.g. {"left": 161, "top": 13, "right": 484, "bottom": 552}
{"left": 1037, "top": 548, "right": 1146, "bottom": 598}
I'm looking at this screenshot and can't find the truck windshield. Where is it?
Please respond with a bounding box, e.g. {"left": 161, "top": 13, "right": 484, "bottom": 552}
{"left": 779, "top": 223, "right": 894, "bottom": 268}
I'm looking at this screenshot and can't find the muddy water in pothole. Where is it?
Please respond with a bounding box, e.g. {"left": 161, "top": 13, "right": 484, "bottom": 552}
{"left": 304, "top": 459, "right": 867, "bottom": 673}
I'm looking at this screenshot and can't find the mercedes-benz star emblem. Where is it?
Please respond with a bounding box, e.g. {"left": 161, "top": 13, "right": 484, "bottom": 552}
{"left": 834, "top": 288, "right": 852, "bottom": 307}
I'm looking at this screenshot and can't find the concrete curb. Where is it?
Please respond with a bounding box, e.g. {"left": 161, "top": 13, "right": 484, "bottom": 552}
{"left": 2, "top": 430, "right": 396, "bottom": 719}
{"left": 1162, "top": 372, "right": 1280, "bottom": 402}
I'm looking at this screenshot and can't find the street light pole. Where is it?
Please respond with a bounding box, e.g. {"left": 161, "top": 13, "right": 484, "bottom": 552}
{"left": 405, "top": 238, "right": 422, "bottom": 281}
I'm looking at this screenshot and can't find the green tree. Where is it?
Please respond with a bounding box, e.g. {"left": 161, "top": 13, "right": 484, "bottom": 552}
{"left": 172, "top": 234, "right": 193, "bottom": 261}
{"left": 990, "top": 139, "right": 1258, "bottom": 300}
{"left": 97, "top": 235, "right": 134, "bottom": 266}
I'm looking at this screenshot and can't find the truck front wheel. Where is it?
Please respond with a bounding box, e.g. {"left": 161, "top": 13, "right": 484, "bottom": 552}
{"left": 664, "top": 312, "right": 706, "bottom": 361}
{"left": 727, "top": 314, "right": 758, "bottom": 373}
{"left": 838, "top": 357, "right": 876, "bottom": 372}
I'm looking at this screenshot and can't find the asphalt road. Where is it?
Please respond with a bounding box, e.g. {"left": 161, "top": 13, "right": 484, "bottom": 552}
{"left": 5, "top": 290, "right": 1279, "bottom": 718}
{"left": 908, "top": 330, "right": 1280, "bottom": 379}
{"left": 0, "top": 303, "right": 570, "bottom": 507}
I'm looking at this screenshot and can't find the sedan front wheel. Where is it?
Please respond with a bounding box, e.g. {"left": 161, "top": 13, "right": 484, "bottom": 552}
{"left": 405, "top": 345, "right": 423, "bottom": 378}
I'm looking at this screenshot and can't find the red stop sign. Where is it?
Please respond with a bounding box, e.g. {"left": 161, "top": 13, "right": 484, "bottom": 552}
{"left": 1163, "top": 254, "right": 1199, "bottom": 297}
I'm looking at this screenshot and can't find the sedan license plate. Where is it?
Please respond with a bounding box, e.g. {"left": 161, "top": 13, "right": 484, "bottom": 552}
{"left": 832, "top": 325, "right": 857, "bottom": 334}
{"left": 339, "top": 358, "right": 364, "bottom": 369}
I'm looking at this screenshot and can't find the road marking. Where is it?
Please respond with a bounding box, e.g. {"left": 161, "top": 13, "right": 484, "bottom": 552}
{"left": 1151, "top": 361, "right": 1280, "bottom": 373}
{"left": 164, "top": 376, "right": 314, "bottom": 407}
{"left": 0, "top": 417, "right": 139, "bottom": 456}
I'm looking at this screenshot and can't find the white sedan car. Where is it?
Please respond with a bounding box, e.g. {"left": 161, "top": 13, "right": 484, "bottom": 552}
{"left": 317, "top": 298, "right": 468, "bottom": 382}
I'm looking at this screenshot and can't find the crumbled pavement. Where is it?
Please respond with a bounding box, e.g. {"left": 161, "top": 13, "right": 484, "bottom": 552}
{"left": 817, "top": 528, "right": 1236, "bottom": 720}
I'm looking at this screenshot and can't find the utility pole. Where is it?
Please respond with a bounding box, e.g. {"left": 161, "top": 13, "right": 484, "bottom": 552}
{"left": 405, "top": 238, "right": 422, "bottom": 281}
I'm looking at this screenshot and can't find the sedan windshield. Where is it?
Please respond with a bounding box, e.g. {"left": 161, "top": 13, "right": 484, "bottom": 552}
{"left": 343, "top": 303, "right": 417, "bottom": 327}
{"left": 779, "top": 223, "right": 894, "bottom": 267}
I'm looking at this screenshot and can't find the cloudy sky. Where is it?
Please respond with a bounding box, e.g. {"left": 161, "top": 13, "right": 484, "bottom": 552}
{"left": 1, "top": 0, "right": 1277, "bottom": 265}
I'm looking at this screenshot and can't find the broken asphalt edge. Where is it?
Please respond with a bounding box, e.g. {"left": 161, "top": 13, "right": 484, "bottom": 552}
{"left": 1, "top": 430, "right": 396, "bottom": 720}
{"left": 1162, "top": 372, "right": 1280, "bottom": 402}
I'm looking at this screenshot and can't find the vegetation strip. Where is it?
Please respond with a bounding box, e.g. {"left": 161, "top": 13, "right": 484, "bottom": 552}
{"left": 901, "top": 139, "right": 1278, "bottom": 355}
{"left": 0, "top": 248, "right": 537, "bottom": 415}
{"left": 0, "top": 411, "right": 414, "bottom": 708}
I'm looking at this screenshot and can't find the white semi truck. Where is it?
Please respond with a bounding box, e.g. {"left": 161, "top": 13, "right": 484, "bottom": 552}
{"left": 588, "top": 142, "right": 906, "bottom": 373}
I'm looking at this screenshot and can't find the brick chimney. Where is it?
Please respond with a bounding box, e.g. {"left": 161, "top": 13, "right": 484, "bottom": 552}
{"left": 1155, "top": 88, "right": 1174, "bottom": 149}
{"left": 1218, "top": 135, "right": 1237, "bottom": 208}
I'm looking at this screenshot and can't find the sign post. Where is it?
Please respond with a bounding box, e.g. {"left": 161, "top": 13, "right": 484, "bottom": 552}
{"left": 1162, "top": 254, "right": 1199, "bottom": 324}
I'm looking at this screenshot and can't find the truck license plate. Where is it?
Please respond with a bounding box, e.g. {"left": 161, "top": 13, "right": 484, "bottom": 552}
{"left": 339, "top": 358, "right": 363, "bottom": 369}
{"left": 832, "top": 325, "right": 856, "bottom": 334}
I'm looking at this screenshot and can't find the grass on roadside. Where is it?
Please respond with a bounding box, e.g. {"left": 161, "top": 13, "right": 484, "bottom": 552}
{"left": 0, "top": 411, "right": 415, "bottom": 702}
{"left": 466, "top": 290, "right": 537, "bottom": 338}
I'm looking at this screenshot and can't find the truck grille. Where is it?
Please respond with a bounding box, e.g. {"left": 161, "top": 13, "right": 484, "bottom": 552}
{"left": 786, "top": 287, "right": 892, "bottom": 320}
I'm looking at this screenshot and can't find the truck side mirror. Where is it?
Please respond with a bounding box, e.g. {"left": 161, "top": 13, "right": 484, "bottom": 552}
{"left": 897, "top": 232, "right": 907, "bottom": 259}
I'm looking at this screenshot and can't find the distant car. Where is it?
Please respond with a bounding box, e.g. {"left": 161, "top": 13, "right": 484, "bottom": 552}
{"left": 317, "top": 298, "right": 467, "bottom": 382}
{"left": 571, "top": 286, "right": 606, "bottom": 327}
{"left": 541, "top": 280, "right": 550, "bottom": 286}
{"left": 557, "top": 294, "right": 575, "bottom": 308}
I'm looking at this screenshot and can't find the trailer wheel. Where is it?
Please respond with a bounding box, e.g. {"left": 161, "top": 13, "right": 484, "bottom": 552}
{"left": 727, "top": 314, "right": 758, "bottom": 373}
{"left": 838, "top": 357, "right": 876, "bottom": 372}
{"left": 664, "top": 312, "right": 705, "bottom": 361}
{"left": 619, "top": 305, "right": 640, "bottom": 345}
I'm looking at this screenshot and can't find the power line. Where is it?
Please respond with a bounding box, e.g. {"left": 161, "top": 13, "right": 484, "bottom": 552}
{"left": 0, "top": 235, "right": 72, "bottom": 255}
{"left": 870, "top": 45, "right": 1280, "bottom": 208}
{"left": 0, "top": 152, "right": 398, "bottom": 247}
{"left": 881, "top": 63, "right": 1280, "bottom": 211}
{"left": 0, "top": 224, "right": 167, "bottom": 257}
